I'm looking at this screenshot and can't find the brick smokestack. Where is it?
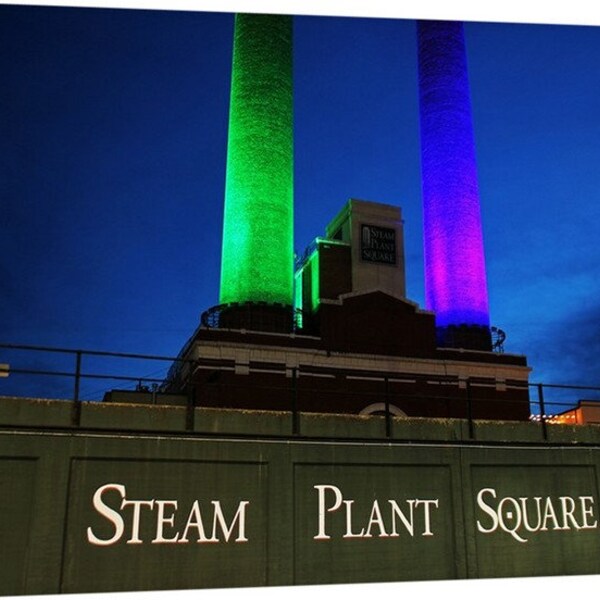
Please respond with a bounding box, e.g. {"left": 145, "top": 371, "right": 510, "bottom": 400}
{"left": 417, "top": 20, "right": 491, "bottom": 350}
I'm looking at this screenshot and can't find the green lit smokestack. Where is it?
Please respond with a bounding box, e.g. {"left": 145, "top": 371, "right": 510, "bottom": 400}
{"left": 219, "top": 14, "right": 294, "bottom": 306}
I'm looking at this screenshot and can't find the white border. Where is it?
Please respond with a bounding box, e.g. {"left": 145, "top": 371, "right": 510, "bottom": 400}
{"left": 4, "top": 1, "right": 600, "bottom": 600}
{"left": 0, "top": 0, "right": 600, "bottom": 26}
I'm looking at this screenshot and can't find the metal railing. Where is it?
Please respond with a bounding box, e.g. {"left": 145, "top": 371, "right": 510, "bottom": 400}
{"left": 0, "top": 342, "right": 599, "bottom": 441}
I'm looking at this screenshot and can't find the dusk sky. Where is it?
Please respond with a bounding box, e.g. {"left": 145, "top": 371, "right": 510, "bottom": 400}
{"left": 1, "top": 3, "right": 599, "bottom": 406}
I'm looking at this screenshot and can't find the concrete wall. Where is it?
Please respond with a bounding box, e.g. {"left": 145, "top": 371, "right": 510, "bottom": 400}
{"left": 1, "top": 397, "right": 600, "bottom": 594}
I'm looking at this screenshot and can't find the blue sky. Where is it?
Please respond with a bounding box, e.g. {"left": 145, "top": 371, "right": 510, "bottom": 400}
{"left": 1, "top": 4, "right": 599, "bottom": 405}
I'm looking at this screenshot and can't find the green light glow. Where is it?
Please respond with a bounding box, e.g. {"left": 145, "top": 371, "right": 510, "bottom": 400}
{"left": 310, "top": 251, "right": 320, "bottom": 312}
{"left": 294, "top": 270, "right": 303, "bottom": 328}
{"left": 219, "top": 14, "right": 294, "bottom": 305}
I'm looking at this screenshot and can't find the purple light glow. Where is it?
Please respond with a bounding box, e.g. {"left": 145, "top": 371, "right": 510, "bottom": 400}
{"left": 417, "top": 21, "right": 490, "bottom": 328}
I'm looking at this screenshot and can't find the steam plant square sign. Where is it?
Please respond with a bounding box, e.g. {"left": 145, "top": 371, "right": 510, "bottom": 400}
{"left": 361, "top": 225, "right": 397, "bottom": 265}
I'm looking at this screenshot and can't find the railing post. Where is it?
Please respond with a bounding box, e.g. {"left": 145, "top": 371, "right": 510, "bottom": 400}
{"left": 72, "top": 351, "right": 82, "bottom": 427}
{"left": 384, "top": 376, "right": 391, "bottom": 438}
{"left": 466, "top": 379, "right": 474, "bottom": 440}
{"left": 537, "top": 383, "right": 548, "bottom": 441}
{"left": 292, "top": 367, "right": 299, "bottom": 435}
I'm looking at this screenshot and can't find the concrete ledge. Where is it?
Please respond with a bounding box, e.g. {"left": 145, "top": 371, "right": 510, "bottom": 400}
{"left": 393, "top": 416, "right": 463, "bottom": 441}
{"left": 1, "top": 396, "right": 600, "bottom": 445}
{"left": 547, "top": 423, "right": 600, "bottom": 444}
{"left": 194, "top": 406, "right": 292, "bottom": 436}
{"left": 471, "top": 419, "right": 545, "bottom": 443}
{"left": 0, "top": 396, "right": 72, "bottom": 428}
{"left": 80, "top": 401, "right": 187, "bottom": 432}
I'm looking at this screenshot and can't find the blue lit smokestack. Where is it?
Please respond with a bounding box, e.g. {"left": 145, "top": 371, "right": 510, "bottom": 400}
{"left": 417, "top": 20, "right": 491, "bottom": 349}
